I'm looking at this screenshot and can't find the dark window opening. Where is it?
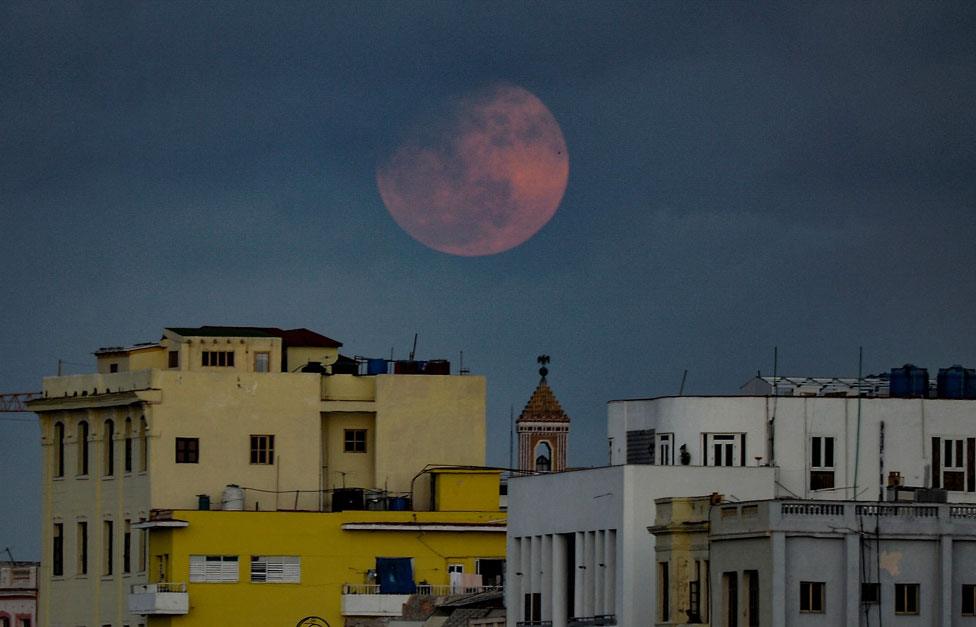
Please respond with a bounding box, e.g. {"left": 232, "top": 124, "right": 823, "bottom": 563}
{"left": 800, "top": 581, "right": 824, "bottom": 613}
{"left": 175, "top": 437, "right": 199, "bottom": 464}
{"left": 894, "top": 583, "right": 919, "bottom": 615}
{"left": 344, "top": 429, "right": 367, "bottom": 453}
{"left": 250, "top": 434, "right": 274, "bottom": 465}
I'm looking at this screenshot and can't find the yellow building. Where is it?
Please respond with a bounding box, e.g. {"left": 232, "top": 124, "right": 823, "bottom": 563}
{"left": 29, "top": 326, "right": 502, "bottom": 627}
{"left": 648, "top": 496, "right": 713, "bottom": 626}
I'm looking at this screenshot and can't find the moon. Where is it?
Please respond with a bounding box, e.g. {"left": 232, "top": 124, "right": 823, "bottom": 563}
{"left": 376, "top": 83, "right": 569, "bottom": 256}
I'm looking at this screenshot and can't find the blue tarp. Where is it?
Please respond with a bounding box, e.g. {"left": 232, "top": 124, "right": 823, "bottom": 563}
{"left": 376, "top": 557, "right": 416, "bottom": 594}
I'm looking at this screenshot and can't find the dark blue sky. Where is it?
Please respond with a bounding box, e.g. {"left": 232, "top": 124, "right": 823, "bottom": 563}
{"left": 2, "top": 1, "right": 975, "bottom": 559}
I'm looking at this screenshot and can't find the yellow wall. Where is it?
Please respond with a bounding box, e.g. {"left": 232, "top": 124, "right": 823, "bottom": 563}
{"left": 322, "top": 412, "right": 376, "bottom": 492}
{"left": 373, "top": 375, "right": 486, "bottom": 507}
{"left": 152, "top": 508, "right": 506, "bottom": 627}
{"left": 286, "top": 346, "right": 339, "bottom": 371}
{"left": 148, "top": 370, "right": 323, "bottom": 512}
{"left": 433, "top": 470, "right": 502, "bottom": 512}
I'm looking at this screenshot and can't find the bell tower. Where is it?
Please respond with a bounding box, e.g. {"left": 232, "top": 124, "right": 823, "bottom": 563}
{"left": 517, "top": 355, "right": 570, "bottom": 472}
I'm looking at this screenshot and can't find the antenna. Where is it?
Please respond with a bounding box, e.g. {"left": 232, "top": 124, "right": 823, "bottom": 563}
{"left": 679, "top": 369, "right": 688, "bottom": 395}
{"left": 409, "top": 334, "right": 418, "bottom": 361}
{"left": 509, "top": 405, "right": 514, "bottom": 470}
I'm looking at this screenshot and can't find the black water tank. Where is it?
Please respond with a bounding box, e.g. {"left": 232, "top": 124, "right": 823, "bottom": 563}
{"left": 332, "top": 488, "right": 365, "bottom": 512}
{"left": 890, "top": 364, "right": 929, "bottom": 398}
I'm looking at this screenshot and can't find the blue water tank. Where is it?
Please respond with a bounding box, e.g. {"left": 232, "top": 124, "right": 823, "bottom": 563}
{"left": 890, "top": 364, "right": 929, "bottom": 398}
{"left": 387, "top": 496, "right": 411, "bottom": 511}
{"left": 937, "top": 365, "right": 976, "bottom": 399}
{"left": 367, "top": 358, "right": 388, "bottom": 376}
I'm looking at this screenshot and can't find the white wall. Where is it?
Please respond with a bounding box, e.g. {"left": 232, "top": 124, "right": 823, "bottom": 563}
{"left": 608, "top": 396, "right": 976, "bottom": 503}
{"left": 506, "top": 465, "right": 777, "bottom": 627}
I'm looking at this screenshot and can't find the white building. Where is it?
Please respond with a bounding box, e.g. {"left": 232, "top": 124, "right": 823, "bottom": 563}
{"left": 608, "top": 395, "right": 976, "bottom": 501}
{"left": 508, "top": 392, "right": 976, "bottom": 627}
{"left": 506, "top": 465, "right": 776, "bottom": 627}
{"left": 707, "top": 499, "right": 976, "bottom": 627}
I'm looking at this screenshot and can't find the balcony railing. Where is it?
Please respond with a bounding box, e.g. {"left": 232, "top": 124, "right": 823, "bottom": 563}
{"left": 569, "top": 615, "right": 617, "bottom": 626}
{"left": 128, "top": 582, "right": 188, "bottom": 615}
{"left": 342, "top": 583, "right": 503, "bottom": 596}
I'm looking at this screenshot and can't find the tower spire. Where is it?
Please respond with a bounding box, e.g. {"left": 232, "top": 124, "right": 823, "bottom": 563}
{"left": 517, "top": 355, "right": 570, "bottom": 473}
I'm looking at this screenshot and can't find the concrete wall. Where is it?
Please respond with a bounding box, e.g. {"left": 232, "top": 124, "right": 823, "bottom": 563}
{"left": 506, "top": 465, "right": 777, "bottom": 627}
{"left": 608, "top": 396, "right": 976, "bottom": 503}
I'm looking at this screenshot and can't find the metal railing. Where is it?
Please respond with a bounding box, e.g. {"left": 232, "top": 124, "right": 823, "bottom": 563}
{"left": 516, "top": 622, "right": 552, "bottom": 627}
{"left": 130, "top": 582, "right": 187, "bottom": 594}
{"left": 569, "top": 616, "right": 617, "bottom": 627}
{"left": 342, "top": 583, "right": 503, "bottom": 595}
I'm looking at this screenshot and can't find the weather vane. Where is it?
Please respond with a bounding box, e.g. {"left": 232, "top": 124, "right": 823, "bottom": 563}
{"left": 537, "top": 354, "right": 550, "bottom": 379}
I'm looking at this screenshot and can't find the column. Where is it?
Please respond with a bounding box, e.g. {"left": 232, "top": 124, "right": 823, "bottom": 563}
{"left": 574, "top": 532, "right": 584, "bottom": 619}
{"left": 771, "top": 531, "right": 786, "bottom": 627}
{"left": 552, "top": 534, "right": 568, "bottom": 627}
{"left": 594, "top": 530, "right": 605, "bottom": 615}
{"left": 542, "top": 535, "right": 553, "bottom": 621}
{"left": 604, "top": 529, "right": 616, "bottom": 617}
{"left": 845, "top": 532, "right": 860, "bottom": 627}
{"left": 941, "top": 535, "right": 952, "bottom": 627}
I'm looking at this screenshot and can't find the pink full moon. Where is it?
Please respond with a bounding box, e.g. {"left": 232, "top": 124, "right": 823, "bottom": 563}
{"left": 376, "top": 83, "right": 569, "bottom": 256}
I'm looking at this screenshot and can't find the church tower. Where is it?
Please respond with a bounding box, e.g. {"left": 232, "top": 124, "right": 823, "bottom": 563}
{"left": 517, "top": 355, "right": 570, "bottom": 472}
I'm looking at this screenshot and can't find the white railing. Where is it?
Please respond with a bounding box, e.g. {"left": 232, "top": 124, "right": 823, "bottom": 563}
{"left": 855, "top": 505, "right": 938, "bottom": 518}
{"left": 781, "top": 503, "right": 844, "bottom": 516}
{"left": 130, "top": 581, "right": 187, "bottom": 594}
{"left": 950, "top": 505, "right": 976, "bottom": 519}
{"left": 342, "top": 583, "right": 503, "bottom": 595}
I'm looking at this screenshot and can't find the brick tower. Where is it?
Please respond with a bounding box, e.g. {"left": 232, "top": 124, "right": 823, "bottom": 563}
{"left": 517, "top": 355, "right": 570, "bottom": 472}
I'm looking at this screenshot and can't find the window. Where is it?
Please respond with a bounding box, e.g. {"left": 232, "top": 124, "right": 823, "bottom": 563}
{"left": 932, "top": 436, "right": 975, "bottom": 492}
{"left": 448, "top": 563, "right": 464, "bottom": 574}
{"left": 705, "top": 433, "right": 746, "bottom": 467}
{"left": 249, "top": 435, "right": 274, "bottom": 464}
{"left": 657, "top": 433, "right": 674, "bottom": 465}
{"left": 103, "top": 520, "right": 113, "bottom": 576}
{"left": 53, "top": 523, "right": 63, "bottom": 577}
{"left": 123, "top": 520, "right": 131, "bottom": 574}
{"left": 103, "top": 419, "right": 115, "bottom": 476}
{"left": 19, "top": 619, "right": 30, "bottom": 627}
{"left": 862, "top": 582, "right": 880, "bottom": 604}
{"left": 659, "top": 561, "right": 670, "bottom": 622}
{"left": 963, "top": 584, "right": 976, "bottom": 616}
{"left": 109, "top": 363, "right": 119, "bottom": 373}
{"left": 344, "top": 429, "right": 367, "bottom": 453}
{"left": 523, "top": 592, "right": 542, "bottom": 623}
{"left": 138, "top": 528, "right": 146, "bottom": 572}
{"left": 190, "top": 555, "right": 239, "bottom": 582}
{"left": 77, "top": 521, "right": 88, "bottom": 575}
{"left": 139, "top": 416, "right": 148, "bottom": 472}
{"left": 254, "top": 352, "right": 270, "bottom": 373}
{"left": 534, "top": 441, "right": 552, "bottom": 471}
{"left": 53, "top": 422, "right": 65, "bottom": 478}
{"left": 175, "top": 437, "right": 199, "bottom": 464}
{"left": 810, "top": 436, "right": 836, "bottom": 490}
{"left": 202, "top": 351, "right": 235, "bottom": 367}
{"left": 724, "top": 572, "right": 738, "bottom": 627}
{"left": 77, "top": 421, "right": 89, "bottom": 476}
{"left": 124, "top": 418, "right": 133, "bottom": 473}
{"left": 168, "top": 350, "right": 179, "bottom": 368}
{"left": 800, "top": 581, "right": 824, "bottom": 612}
{"left": 894, "top": 583, "right": 919, "bottom": 615}
{"left": 746, "top": 570, "right": 759, "bottom": 627}
{"left": 250, "top": 556, "right": 300, "bottom": 583}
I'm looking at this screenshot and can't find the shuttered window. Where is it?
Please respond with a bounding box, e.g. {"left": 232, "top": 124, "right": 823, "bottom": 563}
{"left": 250, "top": 555, "right": 300, "bottom": 583}
{"left": 189, "top": 555, "right": 239, "bottom": 583}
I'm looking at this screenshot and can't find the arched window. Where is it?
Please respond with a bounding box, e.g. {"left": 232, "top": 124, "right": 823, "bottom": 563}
{"left": 77, "top": 421, "right": 89, "bottom": 476}
{"left": 139, "top": 416, "right": 148, "bottom": 472}
{"left": 124, "top": 417, "right": 133, "bottom": 473}
{"left": 53, "top": 422, "right": 65, "bottom": 478}
{"left": 103, "top": 419, "right": 115, "bottom": 477}
{"left": 534, "top": 441, "right": 552, "bottom": 472}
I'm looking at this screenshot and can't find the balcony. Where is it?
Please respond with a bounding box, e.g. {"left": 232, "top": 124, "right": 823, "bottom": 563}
{"left": 341, "top": 583, "right": 505, "bottom": 616}
{"left": 128, "top": 582, "right": 188, "bottom": 615}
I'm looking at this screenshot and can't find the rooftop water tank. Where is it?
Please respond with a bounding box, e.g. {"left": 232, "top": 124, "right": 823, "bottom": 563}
{"left": 367, "top": 358, "right": 388, "bottom": 376}
{"left": 425, "top": 359, "right": 450, "bottom": 375}
{"left": 937, "top": 365, "right": 976, "bottom": 399}
{"left": 222, "top": 484, "right": 244, "bottom": 511}
{"left": 890, "top": 364, "right": 929, "bottom": 398}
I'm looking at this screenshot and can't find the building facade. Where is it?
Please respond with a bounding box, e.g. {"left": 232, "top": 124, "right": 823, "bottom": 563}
{"left": 505, "top": 465, "right": 777, "bottom": 627}
{"left": 0, "top": 561, "right": 38, "bottom": 627}
{"left": 608, "top": 395, "right": 976, "bottom": 502}
{"left": 707, "top": 499, "right": 976, "bottom": 627}
{"left": 30, "top": 326, "right": 493, "bottom": 627}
